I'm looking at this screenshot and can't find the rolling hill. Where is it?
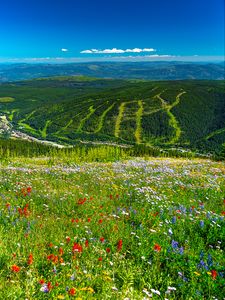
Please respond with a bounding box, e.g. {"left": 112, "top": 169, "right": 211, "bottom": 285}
{"left": 0, "top": 61, "right": 224, "bottom": 82}
{"left": 0, "top": 76, "right": 224, "bottom": 153}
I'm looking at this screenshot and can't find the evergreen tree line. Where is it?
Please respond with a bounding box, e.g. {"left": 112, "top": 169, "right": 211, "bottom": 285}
{"left": 0, "top": 139, "right": 221, "bottom": 162}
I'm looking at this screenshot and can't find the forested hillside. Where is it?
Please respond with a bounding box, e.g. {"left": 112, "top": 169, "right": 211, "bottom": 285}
{"left": 0, "top": 77, "right": 224, "bottom": 153}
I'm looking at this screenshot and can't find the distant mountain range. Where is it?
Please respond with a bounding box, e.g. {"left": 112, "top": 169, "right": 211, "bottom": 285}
{"left": 0, "top": 61, "right": 224, "bottom": 82}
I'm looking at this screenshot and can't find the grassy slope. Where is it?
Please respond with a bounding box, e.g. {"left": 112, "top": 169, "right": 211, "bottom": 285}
{"left": 0, "top": 77, "right": 224, "bottom": 152}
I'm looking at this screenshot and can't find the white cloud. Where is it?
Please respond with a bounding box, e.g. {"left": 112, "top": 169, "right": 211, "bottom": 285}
{"left": 80, "top": 50, "right": 94, "bottom": 54}
{"left": 81, "top": 48, "right": 125, "bottom": 54}
{"left": 80, "top": 47, "right": 156, "bottom": 54}
{"left": 61, "top": 48, "right": 68, "bottom": 52}
{"left": 143, "top": 48, "right": 155, "bottom": 52}
{"left": 100, "top": 48, "right": 125, "bottom": 54}
{"left": 145, "top": 54, "right": 172, "bottom": 57}
{"left": 125, "top": 48, "right": 155, "bottom": 53}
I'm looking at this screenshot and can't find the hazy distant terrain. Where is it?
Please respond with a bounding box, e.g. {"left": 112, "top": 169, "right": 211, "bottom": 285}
{"left": 0, "top": 61, "right": 224, "bottom": 82}
{"left": 0, "top": 76, "right": 224, "bottom": 153}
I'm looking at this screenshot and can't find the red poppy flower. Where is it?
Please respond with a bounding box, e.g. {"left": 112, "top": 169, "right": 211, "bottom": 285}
{"left": 106, "top": 247, "right": 111, "bottom": 253}
{"left": 11, "top": 264, "right": 20, "bottom": 272}
{"left": 78, "top": 198, "right": 86, "bottom": 205}
{"left": 59, "top": 247, "right": 64, "bottom": 256}
{"left": 47, "top": 254, "right": 55, "bottom": 261}
{"left": 85, "top": 239, "right": 89, "bottom": 247}
{"left": 68, "top": 288, "right": 76, "bottom": 295}
{"left": 72, "top": 243, "right": 83, "bottom": 253}
{"left": 98, "top": 219, "right": 103, "bottom": 224}
{"left": 153, "top": 212, "right": 159, "bottom": 217}
{"left": 27, "top": 186, "right": 32, "bottom": 194}
{"left": 211, "top": 270, "right": 217, "bottom": 280}
{"left": 39, "top": 279, "right": 45, "bottom": 284}
{"left": 153, "top": 243, "right": 161, "bottom": 252}
{"left": 100, "top": 237, "right": 105, "bottom": 243}
{"left": 98, "top": 257, "right": 103, "bottom": 261}
{"left": 54, "top": 255, "right": 59, "bottom": 263}
{"left": 59, "top": 257, "right": 64, "bottom": 264}
{"left": 117, "top": 239, "right": 123, "bottom": 251}
{"left": 66, "top": 236, "right": 71, "bottom": 243}
{"left": 47, "top": 282, "right": 53, "bottom": 290}
{"left": 27, "top": 253, "right": 33, "bottom": 265}
{"left": 47, "top": 254, "right": 58, "bottom": 264}
{"left": 18, "top": 204, "right": 29, "bottom": 217}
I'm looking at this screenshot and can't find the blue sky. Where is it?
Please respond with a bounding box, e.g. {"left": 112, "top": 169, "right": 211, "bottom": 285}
{"left": 0, "top": 0, "right": 224, "bottom": 62}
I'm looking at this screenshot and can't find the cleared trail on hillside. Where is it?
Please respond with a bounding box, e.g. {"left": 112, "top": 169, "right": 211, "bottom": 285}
{"left": 76, "top": 105, "right": 96, "bottom": 133}
{"left": 114, "top": 100, "right": 144, "bottom": 143}
{"left": 135, "top": 100, "right": 143, "bottom": 144}
{"left": 115, "top": 102, "right": 126, "bottom": 138}
{"left": 95, "top": 103, "right": 115, "bottom": 133}
{"left": 155, "top": 91, "right": 186, "bottom": 144}
{"left": 205, "top": 127, "right": 225, "bottom": 140}
{"left": 39, "top": 120, "right": 52, "bottom": 138}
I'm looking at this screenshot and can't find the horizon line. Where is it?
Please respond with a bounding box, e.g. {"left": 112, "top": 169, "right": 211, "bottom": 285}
{"left": 0, "top": 55, "right": 224, "bottom": 64}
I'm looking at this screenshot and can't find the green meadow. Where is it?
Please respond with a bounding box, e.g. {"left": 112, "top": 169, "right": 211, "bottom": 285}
{"left": 0, "top": 153, "right": 224, "bottom": 299}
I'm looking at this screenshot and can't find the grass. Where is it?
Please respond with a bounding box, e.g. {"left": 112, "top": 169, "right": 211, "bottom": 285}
{"left": 0, "top": 155, "right": 224, "bottom": 299}
{"left": 0, "top": 97, "right": 15, "bottom": 103}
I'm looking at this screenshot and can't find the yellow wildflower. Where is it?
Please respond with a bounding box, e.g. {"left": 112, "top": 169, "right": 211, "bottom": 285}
{"left": 80, "top": 287, "right": 95, "bottom": 293}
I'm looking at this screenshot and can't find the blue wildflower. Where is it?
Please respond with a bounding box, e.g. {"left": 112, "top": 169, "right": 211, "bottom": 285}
{"left": 207, "top": 254, "right": 213, "bottom": 267}
{"left": 172, "top": 216, "right": 176, "bottom": 224}
{"left": 198, "top": 260, "right": 208, "bottom": 270}
{"left": 179, "top": 247, "right": 184, "bottom": 255}
{"left": 40, "top": 284, "right": 49, "bottom": 293}
{"left": 172, "top": 240, "right": 179, "bottom": 249}
{"left": 200, "top": 220, "right": 204, "bottom": 228}
{"left": 200, "top": 250, "right": 204, "bottom": 259}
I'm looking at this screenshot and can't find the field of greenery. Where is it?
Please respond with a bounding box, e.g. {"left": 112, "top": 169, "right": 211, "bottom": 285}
{"left": 0, "top": 153, "right": 224, "bottom": 299}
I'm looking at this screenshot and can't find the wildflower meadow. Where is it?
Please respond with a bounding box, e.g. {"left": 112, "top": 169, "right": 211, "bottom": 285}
{"left": 0, "top": 156, "right": 224, "bottom": 299}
